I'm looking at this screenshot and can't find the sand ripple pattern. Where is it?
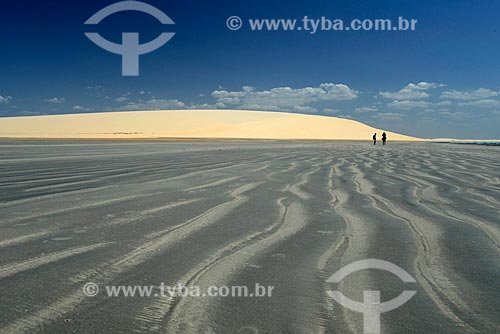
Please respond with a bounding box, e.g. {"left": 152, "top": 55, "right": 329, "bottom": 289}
{"left": 0, "top": 141, "right": 498, "bottom": 334}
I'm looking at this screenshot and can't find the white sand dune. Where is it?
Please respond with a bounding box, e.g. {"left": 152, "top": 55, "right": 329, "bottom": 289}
{"left": 0, "top": 109, "right": 421, "bottom": 140}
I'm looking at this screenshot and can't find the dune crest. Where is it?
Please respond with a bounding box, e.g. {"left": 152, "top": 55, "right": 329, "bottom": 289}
{"left": 0, "top": 109, "right": 421, "bottom": 140}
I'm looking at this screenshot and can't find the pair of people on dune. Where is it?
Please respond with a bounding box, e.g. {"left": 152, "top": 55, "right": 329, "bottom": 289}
{"left": 373, "top": 132, "right": 387, "bottom": 146}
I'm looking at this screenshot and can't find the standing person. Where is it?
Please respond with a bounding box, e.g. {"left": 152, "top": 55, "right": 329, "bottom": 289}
{"left": 373, "top": 133, "right": 377, "bottom": 145}
{"left": 382, "top": 132, "right": 387, "bottom": 146}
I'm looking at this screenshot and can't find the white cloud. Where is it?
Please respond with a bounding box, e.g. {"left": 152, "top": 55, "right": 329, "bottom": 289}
{"left": 354, "top": 106, "right": 378, "bottom": 113}
{"left": 50, "top": 84, "right": 500, "bottom": 124}
{"left": 0, "top": 95, "right": 12, "bottom": 104}
{"left": 412, "top": 82, "right": 444, "bottom": 90}
{"left": 44, "top": 97, "right": 66, "bottom": 104}
{"left": 337, "top": 114, "right": 353, "bottom": 119}
{"left": 87, "top": 85, "right": 104, "bottom": 90}
{"left": 378, "top": 82, "right": 442, "bottom": 100}
{"left": 211, "top": 83, "right": 358, "bottom": 111}
{"left": 293, "top": 106, "right": 318, "bottom": 113}
{"left": 457, "top": 99, "right": 500, "bottom": 108}
{"left": 113, "top": 99, "right": 187, "bottom": 111}
{"left": 388, "top": 100, "right": 431, "bottom": 110}
{"left": 72, "top": 105, "right": 93, "bottom": 112}
{"left": 374, "top": 112, "right": 405, "bottom": 121}
{"left": 229, "top": 103, "right": 281, "bottom": 111}
{"left": 187, "top": 102, "right": 227, "bottom": 109}
{"left": 440, "top": 88, "right": 499, "bottom": 100}
{"left": 438, "top": 111, "right": 471, "bottom": 119}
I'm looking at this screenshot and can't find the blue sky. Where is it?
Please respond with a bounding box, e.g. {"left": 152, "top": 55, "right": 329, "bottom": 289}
{"left": 1, "top": 0, "right": 500, "bottom": 138}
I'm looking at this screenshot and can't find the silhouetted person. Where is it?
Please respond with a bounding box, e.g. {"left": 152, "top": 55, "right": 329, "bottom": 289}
{"left": 382, "top": 132, "right": 387, "bottom": 146}
{"left": 373, "top": 133, "right": 377, "bottom": 145}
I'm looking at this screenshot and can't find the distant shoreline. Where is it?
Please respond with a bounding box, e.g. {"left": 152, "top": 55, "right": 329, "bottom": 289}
{"left": 432, "top": 139, "right": 500, "bottom": 146}
{"left": 449, "top": 142, "right": 500, "bottom": 146}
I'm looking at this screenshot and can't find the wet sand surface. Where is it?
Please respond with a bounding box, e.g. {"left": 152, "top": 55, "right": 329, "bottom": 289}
{"left": 0, "top": 141, "right": 499, "bottom": 334}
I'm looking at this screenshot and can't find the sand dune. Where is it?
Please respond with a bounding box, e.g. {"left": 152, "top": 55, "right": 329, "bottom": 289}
{"left": 0, "top": 109, "right": 421, "bottom": 140}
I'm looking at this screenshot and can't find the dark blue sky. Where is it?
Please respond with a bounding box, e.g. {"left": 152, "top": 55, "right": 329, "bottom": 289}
{"left": 1, "top": 0, "right": 500, "bottom": 138}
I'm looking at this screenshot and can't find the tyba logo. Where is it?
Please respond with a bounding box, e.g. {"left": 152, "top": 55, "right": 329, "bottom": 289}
{"left": 326, "top": 259, "right": 417, "bottom": 334}
{"left": 84, "top": 1, "right": 175, "bottom": 76}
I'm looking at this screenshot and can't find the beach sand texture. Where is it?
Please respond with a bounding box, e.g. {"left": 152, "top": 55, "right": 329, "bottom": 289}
{"left": 0, "top": 141, "right": 498, "bottom": 333}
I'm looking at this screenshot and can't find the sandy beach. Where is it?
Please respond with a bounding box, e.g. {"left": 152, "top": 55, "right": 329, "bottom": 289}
{"left": 0, "top": 140, "right": 498, "bottom": 334}
{"left": 2, "top": 0, "right": 500, "bottom": 333}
